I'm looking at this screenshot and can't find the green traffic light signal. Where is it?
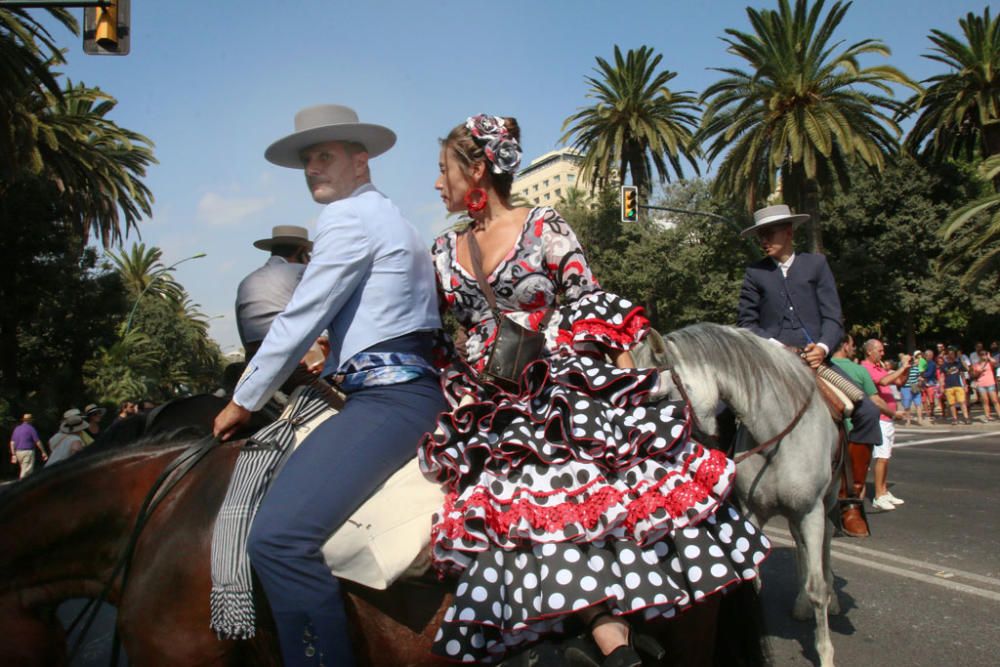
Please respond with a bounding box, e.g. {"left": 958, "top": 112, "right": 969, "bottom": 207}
{"left": 621, "top": 186, "right": 638, "bottom": 222}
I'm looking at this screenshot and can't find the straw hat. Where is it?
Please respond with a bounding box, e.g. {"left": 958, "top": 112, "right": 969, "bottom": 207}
{"left": 265, "top": 104, "right": 396, "bottom": 168}
{"left": 740, "top": 204, "right": 810, "bottom": 237}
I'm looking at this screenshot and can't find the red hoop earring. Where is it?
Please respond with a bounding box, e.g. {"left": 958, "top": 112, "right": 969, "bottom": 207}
{"left": 464, "top": 187, "right": 488, "bottom": 214}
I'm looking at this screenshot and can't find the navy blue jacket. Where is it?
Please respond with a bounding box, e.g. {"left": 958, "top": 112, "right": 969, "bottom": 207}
{"left": 737, "top": 252, "right": 844, "bottom": 352}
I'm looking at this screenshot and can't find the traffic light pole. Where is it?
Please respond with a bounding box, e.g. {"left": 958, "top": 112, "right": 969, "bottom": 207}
{"left": 0, "top": 1, "right": 110, "bottom": 7}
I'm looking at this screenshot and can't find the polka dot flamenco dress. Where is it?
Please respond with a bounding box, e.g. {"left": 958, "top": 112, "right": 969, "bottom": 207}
{"left": 419, "top": 207, "right": 770, "bottom": 663}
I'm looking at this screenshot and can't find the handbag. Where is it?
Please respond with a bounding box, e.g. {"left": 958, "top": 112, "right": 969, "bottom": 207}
{"left": 466, "top": 230, "right": 552, "bottom": 392}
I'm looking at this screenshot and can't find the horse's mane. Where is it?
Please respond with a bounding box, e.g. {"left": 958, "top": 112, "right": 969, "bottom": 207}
{"left": 663, "top": 323, "right": 815, "bottom": 402}
{"left": 0, "top": 430, "right": 209, "bottom": 503}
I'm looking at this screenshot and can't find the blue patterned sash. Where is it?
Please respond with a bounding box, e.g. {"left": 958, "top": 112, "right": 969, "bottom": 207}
{"left": 333, "top": 352, "right": 438, "bottom": 393}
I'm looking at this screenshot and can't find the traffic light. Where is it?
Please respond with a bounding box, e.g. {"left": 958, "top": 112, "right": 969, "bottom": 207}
{"left": 621, "top": 185, "right": 638, "bottom": 222}
{"left": 83, "top": 0, "right": 131, "bottom": 56}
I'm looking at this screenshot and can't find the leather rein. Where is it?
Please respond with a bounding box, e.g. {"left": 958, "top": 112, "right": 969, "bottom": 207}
{"left": 667, "top": 368, "right": 813, "bottom": 463}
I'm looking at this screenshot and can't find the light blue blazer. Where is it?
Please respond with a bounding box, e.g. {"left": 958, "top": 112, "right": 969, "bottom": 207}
{"left": 233, "top": 184, "right": 440, "bottom": 411}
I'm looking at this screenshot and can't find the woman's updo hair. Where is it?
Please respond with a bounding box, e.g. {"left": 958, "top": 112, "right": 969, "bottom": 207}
{"left": 443, "top": 115, "right": 522, "bottom": 200}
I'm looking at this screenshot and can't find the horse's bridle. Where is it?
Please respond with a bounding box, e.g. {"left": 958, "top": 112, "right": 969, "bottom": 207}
{"left": 67, "top": 437, "right": 218, "bottom": 665}
{"left": 667, "top": 367, "right": 814, "bottom": 463}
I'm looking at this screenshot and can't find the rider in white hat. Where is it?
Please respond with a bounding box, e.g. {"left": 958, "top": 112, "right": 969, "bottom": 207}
{"left": 213, "top": 105, "right": 445, "bottom": 666}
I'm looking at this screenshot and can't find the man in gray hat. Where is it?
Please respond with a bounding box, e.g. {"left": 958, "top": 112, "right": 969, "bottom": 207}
{"left": 737, "top": 204, "right": 879, "bottom": 537}
{"left": 213, "top": 104, "right": 443, "bottom": 666}
{"left": 235, "top": 224, "right": 313, "bottom": 361}
{"left": 737, "top": 204, "right": 842, "bottom": 367}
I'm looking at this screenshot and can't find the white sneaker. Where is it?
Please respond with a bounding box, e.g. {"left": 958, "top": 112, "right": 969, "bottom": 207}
{"left": 884, "top": 491, "right": 905, "bottom": 505}
{"left": 872, "top": 495, "right": 897, "bottom": 511}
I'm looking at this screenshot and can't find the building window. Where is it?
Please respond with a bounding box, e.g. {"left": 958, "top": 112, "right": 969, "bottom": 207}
{"left": 543, "top": 179, "right": 549, "bottom": 188}
{"left": 568, "top": 174, "right": 576, "bottom": 182}
{"left": 555, "top": 188, "right": 562, "bottom": 197}
{"left": 544, "top": 193, "right": 551, "bottom": 201}
{"left": 534, "top": 197, "right": 540, "bottom": 204}
{"left": 523, "top": 189, "right": 528, "bottom": 196}
{"left": 533, "top": 184, "right": 539, "bottom": 192}
{"left": 554, "top": 175, "right": 561, "bottom": 182}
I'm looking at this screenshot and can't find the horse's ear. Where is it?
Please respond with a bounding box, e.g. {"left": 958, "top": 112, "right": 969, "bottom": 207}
{"left": 633, "top": 329, "right": 670, "bottom": 370}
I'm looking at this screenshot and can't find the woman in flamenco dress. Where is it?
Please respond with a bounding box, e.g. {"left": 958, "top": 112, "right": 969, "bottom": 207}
{"left": 419, "top": 114, "right": 771, "bottom": 665}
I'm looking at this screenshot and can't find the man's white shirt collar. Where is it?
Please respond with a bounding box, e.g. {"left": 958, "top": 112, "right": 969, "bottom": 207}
{"left": 773, "top": 252, "right": 796, "bottom": 277}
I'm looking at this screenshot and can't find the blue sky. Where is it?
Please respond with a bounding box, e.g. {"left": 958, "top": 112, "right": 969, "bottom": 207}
{"left": 38, "top": 0, "right": 986, "bottom": 353}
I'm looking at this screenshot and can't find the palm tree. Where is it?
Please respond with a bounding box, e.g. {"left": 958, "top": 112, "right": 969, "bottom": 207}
{"left": 699, "top": 0, "right": 919, "bottom": 252}
{"left": 109, "top": 243, "right": 186, "bottom": 304}
{"left": 13, "top": 81, "right": 157, "bottom": 248}
{"left": 903, "top": 9, "right": 1000, "bottom": 183}
{"left": 941, "top": 154, "right": 1000, "bottom": 282}
{"left": 0, "top": 6, "right": 76, "bottom": 178}
{"left": 561, "top": 45, "right": 701, "bottom": 194}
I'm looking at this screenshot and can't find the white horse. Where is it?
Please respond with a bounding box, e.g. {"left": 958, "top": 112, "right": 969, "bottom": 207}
{"left": 634, "top": 323, "right": 840, "bottom": 667}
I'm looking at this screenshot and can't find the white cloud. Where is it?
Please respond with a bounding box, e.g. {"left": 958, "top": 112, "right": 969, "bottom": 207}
{"left": 197, "top": 192, "right": 275, "bottom": 226}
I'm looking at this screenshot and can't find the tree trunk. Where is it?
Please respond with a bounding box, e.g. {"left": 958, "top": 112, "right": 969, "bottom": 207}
{"left": 984, "top": 123, "right": 1000, "bottom": 192}
{"left": 803, "top": 179, "right": 823, "bottom": 254}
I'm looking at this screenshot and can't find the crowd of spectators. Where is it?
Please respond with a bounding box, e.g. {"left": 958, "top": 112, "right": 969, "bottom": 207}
{"left": 5, "top": 398, "right": 157, "bottom": 480}
{"left": 859, "top": 340, "right": 1000, "bottom": 427}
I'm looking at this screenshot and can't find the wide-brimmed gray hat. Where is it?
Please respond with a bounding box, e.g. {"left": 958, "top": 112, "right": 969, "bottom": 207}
{"left": 265, "top": 104, "right": 396, "bottom": 168}
{"left": 740, "top": 204, "right": 810, "bottom": 237}
{"left": 60, "top": 412, "right": 88, "bottom": 434}
{"left": 84, "top": 403, "right": 106, "bottom": 419}
{"left": 252, "top": 225, "right": 313, "bottom": 251}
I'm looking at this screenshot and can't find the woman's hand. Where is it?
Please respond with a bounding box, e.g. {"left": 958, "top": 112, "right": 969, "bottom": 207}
{"left": 614, "top": 349, "right": 635, "bottom": 369}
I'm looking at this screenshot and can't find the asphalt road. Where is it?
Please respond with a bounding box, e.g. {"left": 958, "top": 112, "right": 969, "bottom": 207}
{"left": 58, "top": 420, "right": 1000, "bottom": 666}
{"left": 761, "top": 420, "right": 1000, "bottom": 666}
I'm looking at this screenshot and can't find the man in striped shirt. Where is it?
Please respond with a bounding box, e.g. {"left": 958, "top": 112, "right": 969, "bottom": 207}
{"left": 900, "top": 351, "right": 924, "bottom": 426}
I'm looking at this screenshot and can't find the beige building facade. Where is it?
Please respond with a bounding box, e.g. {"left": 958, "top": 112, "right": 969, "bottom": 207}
{"left": 513, "top": 148, "right": 585, "bottom": 206}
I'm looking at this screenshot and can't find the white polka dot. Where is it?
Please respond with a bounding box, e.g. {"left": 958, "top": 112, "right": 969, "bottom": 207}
{"left": 471, "top": 586, "right": 488, "bottom": 602}
{"left": 504, "top": 570, "right": 514, "bottom": 585}
{"left": 718, "top": 524, "right": 734, "bottom": 543}
{"left": 575, "top": 400, "right": 590, "bottom": 410}
{"left": 731, "top": 549, "right": 746, "bottom": 564}
{"left": 610, "top": 561, "right": 622, "bottom": 577}
{"left": 573, "top": 414, "right": 589, "bottom": 424}
{"left": 753, "top": 550, "right": 766, "bottom": 565}
{"left": 492, "top": 601, "right": 503, "bottom": 618}
{"left": 619, "top": 549, "right": 636, "bottom": 565}
{"left": 515, "top": 553, "right": 528, "bottom": 569}
{"left": 446, "top": 640, "right": 462, "bottom": 655}
{"left": 648, "top": 571, "right": 663, "bottom": 586}
{"left": 684, "top": 544, "right": 701, "bottom": 559}
{"left": 504, "top": 604, "right": 513, "bottom": 620}
{"left": 564, "top": 549, "right": 581, "bottom": 563}
{"left": 642, "top": 549, "right": 660, "bottom": 565}
{"left": 736, "top": 537, "right": 750, "bottom": 553}
{"left": 688, "top": 566, "right": 703, "bottom": 583}
{"left": 556, "top": 569, "right": 573, "bottom": 585}
{"left": 523, "top": 573, "right": 538, "bottom": 588}
{"left": 513, "top": 588, "right": 523, "bottom": 604}
{"left": 682, "top": 527, "right": 700, "bottom": 539}
{"left": 549, "top": 592, "right": 565, "bottom": 609}
{"left": 541, "top": 543, "right": 557, "bottom": 557}
{"left": 708, "top": 545, "right": 724, "bottom": 558}
{"left": 670, "top": 558, "right": 683, "bottom": 573}
{"left": 471, "top": 633, "right": 486, "bottom": 648}
{"left": 742, "top": 568, "right": 757, "bottom": 579}
{"left": 653, "top": 542, "right": 670, "bottom": 558}
{"left": 631, "top": 596, "right": 646, "bottom": 610}
{"left": 711, "top": 563, "right": 729, "bottom": 578}
{"left": 588, "top": 555, "right": 605, "bottom": 571}
{"left": 540, "top": 564, "right": 550, "bottom": 580}
{"left": 625, "top": 573, "right": 642, "bottom": 589}
{"left": 456, "top": 582, "right": 469, "bottom": 596}
{"left": 573, "top": 598, "right": 590, "bottom": 610}
{"left": 483, "top": 567, "right": 499, "bottom": 583}
{"left": 580, "top": 575, "right": 598, "bottom": 591}
{"left": 671, "top": 424, "right": 685, "bottom": 438}
{"left": 654, "top": 592, "right": 669, "bottom": 604}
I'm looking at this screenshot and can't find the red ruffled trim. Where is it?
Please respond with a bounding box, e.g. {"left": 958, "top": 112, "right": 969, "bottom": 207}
{"left": 434, "top": 454, "right": 728, "bottom": 547}
{"left": 571, "top": 306, "right": 649, "bottom": 349}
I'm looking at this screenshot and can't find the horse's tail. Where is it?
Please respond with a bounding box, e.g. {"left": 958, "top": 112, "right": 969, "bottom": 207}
{"left": 713, "top": 581, "right": 770, "bottom": 667}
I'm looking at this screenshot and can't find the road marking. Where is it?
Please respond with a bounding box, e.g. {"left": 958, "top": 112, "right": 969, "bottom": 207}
{"left": 765, "top": 527, "right": 1000, "bottom": 603}
{"left": 893, "top": 432, "right": 998, "bottom": 447}
{"left": 900, "top": 447, "right": 1000, "bottom": 457}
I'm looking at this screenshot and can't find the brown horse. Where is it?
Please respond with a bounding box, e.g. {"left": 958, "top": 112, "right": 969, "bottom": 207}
{"left": 0, "top": 434, "right": 768, "bottom": 666}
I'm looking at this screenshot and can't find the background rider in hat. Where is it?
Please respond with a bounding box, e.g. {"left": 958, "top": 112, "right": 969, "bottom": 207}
{"left": 213, "top": 105, "right": 444, "bottom": 666}
{"left": 234, "top": 224, "right": 327, "bottom": 394}
{"left": 737, "top": 204, "right": 881, "bottom": 538}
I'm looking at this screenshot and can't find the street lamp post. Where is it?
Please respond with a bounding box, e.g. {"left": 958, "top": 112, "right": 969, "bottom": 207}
{"left": 123, "top": 252, "right": 206, "bottom": 334}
